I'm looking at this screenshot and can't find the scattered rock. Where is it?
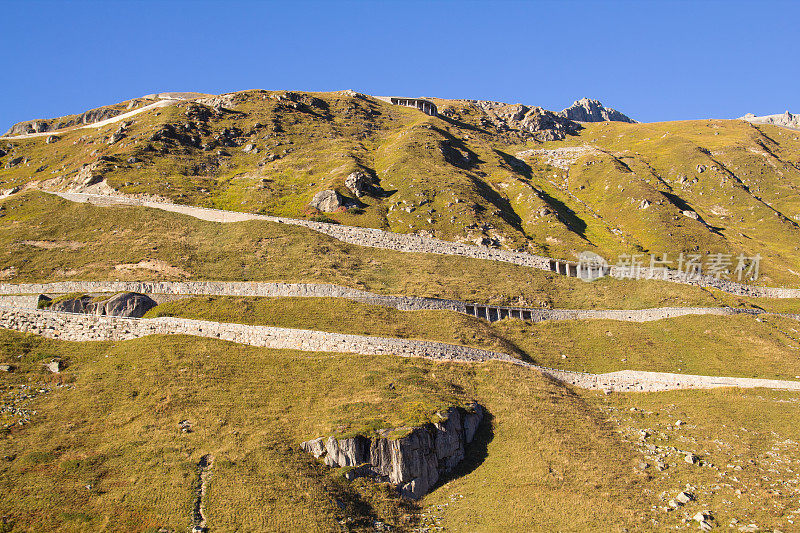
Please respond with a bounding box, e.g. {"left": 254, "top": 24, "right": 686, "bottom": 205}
{"left": 344, "top": 464, "right": 377, "bottom": 481}
{"left": 639, "top": 199, "right": 651, "bottom": 209}
{"left": 696, "top": 164, "right": 707, "bottom": 173}
{"left": 45, "top": 135, "right": 60, "bottom": 144}
{"left": 5, "top": 156, "right": 26, "bottom": 169}
{"left": 344, "top": 170, "right": 373, "bottom": 198}
{"left": 675, "top": 491, "right": 694, "bottom": 504}
{"left": 685, "top": 453, "right": 699, "bottom": 465}
{"left": 45, "top": 360, "right": 60, "bottom": 373}
{"left": 309, "top": 189, "right": 346, "bottom": 212}
{"left": 0, "top": 364, "right": 13, "bottom": 372}
{"left": 682, "top": 210, "right": 699, "bottom": 220}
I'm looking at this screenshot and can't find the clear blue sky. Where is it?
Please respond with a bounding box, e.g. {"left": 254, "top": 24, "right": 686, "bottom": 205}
{"left": 2, "top": 0, "right": 798, "bottom": 129}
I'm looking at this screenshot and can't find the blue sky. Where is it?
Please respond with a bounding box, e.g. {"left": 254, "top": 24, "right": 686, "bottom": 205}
{"left": 1, "top": 0, "right": 798, "bottom": 129}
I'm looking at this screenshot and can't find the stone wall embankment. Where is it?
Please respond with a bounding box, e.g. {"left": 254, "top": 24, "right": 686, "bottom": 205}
{"left": 0, "top": 307, "right": 511, "bottom": 364}
{"left": 0, "top": 281, "right": 467, "bottom": 313}
{"left": 3, "top": 307, "right": 800, "bottom": 393}
{"left": 0, "top": 281, "right": 786, "bottom": 325}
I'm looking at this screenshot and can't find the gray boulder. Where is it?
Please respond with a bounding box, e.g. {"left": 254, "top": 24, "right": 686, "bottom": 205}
{"left": 99, "top": 292, "right": 158, "bottom": 317}
{"left": 310, "top": 189, "right": 346, "bottom": 212}
{"left": 50, "top": 295, "right": 94, "bottom": 314}
{"left": 345, "top": 171, "right": 373, "bottom": 198}
{"left": 49, "top": 292, "right": 157, "bottom": 318}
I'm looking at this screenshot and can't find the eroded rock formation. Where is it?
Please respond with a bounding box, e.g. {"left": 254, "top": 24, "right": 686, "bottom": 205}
{"left": 4, "top": 105, "right": 124, "bottom": 136}
{"left": 470, "top": 101, "right": 581, "bottom": 141}
{"left": 740, "top": 111, "right": 800, "bottom": 130}
{"left": 560, "top": 97, "right": 636, "bottom": 123}
{"left": 301, "top": 403, "right": 484, "bottom": 499}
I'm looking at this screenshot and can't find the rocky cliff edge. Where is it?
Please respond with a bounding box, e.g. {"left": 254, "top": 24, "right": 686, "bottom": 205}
{"left": 301, "top": 403, "right": 484, "bottom": 499}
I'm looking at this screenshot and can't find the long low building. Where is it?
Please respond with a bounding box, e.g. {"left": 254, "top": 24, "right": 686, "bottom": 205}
{"left": 375, "top": 96, "right": 438, "bottom": 116}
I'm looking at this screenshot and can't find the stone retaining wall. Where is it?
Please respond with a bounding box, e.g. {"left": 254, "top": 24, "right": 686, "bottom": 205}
{"left": 0, "top": 281, "right": 467, "bottom": 313}
{"left": 3, "top": 306, "right": 800, "bottom": 393}
{"left": 51, "top": 192, "right": 800, "bottom": 299}
{"left": 0, "top": 307, "right": 511, "bottom": 364}
{"left": 2, "top": 281, "right": 790, "bottom": 325}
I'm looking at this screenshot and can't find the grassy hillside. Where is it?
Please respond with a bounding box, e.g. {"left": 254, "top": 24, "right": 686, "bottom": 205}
{"left": 2, "top": 90, "right": 800, "bottom": 531}
{"left": 1, "top": 330, "right": 799, "bottom": 532}
{"left": 1, "top": 90, "right": 799, "bottom": 285}
{"left": 3, "top": 193, "right": 799, "bottom": 314}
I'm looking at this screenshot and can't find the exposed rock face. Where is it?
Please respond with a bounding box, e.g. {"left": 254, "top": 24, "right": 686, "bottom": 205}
{"left": 344, "top": 171, "right": 373, "bottom": 198}
{"left": 560, "top": 98, "right": 636, "bottom": 123}
{"left": 49, "top": 292, "right": 157, "bottom": 318}
{"left": 4, "top": 105, "right": 124, "bottom": 136}
{"left": 76, "top": 162, "right": 103, "bottom": 187}
{"left": 301, "top": 403, "right": 484, "bottom": 499}
{"left": 470, "top": 101, "right": 581, "bottom": 141}
{"left": 309, "top": 189, "right": 346, "bottom": 212}
{"left": 740, "top": 111, "right": 800, "bottom": 130}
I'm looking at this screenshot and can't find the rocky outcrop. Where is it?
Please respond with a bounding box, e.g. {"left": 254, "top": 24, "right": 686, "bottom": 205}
{"left": 48, "top": 292, "right": 157, "bottom": 318}
{"left": 4, "top": 105, "right": 125, "bottom": 136}
{"left": 301, "top": 403, "right": 484, "bottom": 499}
{"left": 560, "top": 98, "right": 636, "bottom": 123}
{"left": 740, "top": 111, "right": 800, "bottom": 130}
{"left": 309, "top": 189, "right": 346, "bottom": 212}
{"left": 468, "top": 101, "right": 581, "bottom": 141}
{"left": 344, "top": 171, "right": 374, "bottom": 198}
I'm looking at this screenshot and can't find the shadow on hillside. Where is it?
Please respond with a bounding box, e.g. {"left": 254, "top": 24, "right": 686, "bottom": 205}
{"left": 537, "top": 188, "right": 590, "bottom": 240}
{"left": 662, "top": 191, "right": 725, "bottom": 235}
{"left": 436, "top": 114, "right": 492, "bottom": 135}
{"left": 432, "top": 410, "right": 495, "bottom": 493}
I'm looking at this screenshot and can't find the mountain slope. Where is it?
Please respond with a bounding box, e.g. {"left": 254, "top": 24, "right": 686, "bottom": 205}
{"left": 1, "top": 89, "right": 799, "bottom": 287}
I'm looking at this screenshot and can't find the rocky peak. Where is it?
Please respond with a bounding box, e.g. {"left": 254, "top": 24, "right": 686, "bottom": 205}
{"left": 740, "top": 111, "right": 800, "bottom": 130}
{"left": 560, "top": 97, "right": 636, "bottom": 123}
